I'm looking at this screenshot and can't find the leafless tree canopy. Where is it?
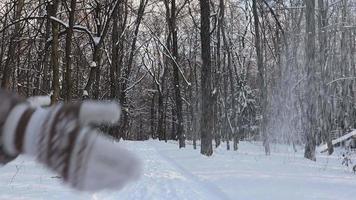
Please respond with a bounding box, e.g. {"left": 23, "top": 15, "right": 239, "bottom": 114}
{"left": 0, "top": 0, "right": 355, "bottom": 158}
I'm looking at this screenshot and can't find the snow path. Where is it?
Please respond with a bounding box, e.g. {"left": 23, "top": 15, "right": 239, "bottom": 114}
{"left": 0, "top": 141, "right": 226, "bottom": 200}
{"left": 107, "top": 141, "right": 226, "bottom": 200}
{"left": 150, "top": 142, "right": 230, "bottom": 200}
{"left": 2, "top": 140, "right": 356, "bottom": 199}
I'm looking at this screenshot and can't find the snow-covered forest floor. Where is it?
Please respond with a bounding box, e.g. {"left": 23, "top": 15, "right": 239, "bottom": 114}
{"left": 1, "top": 140, "right": 356, "bottom": 200}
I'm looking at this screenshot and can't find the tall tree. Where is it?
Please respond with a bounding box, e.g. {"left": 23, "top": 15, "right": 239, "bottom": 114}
{"left": 304, "top": 0, "right": 317, "bottom": 161}
{"left": 252, "top": 0, "right": 270, "bottom": 155}
{"left": 111, "top": 0, "right": 122, "bottom": 99}
{"left": 200, "top": 0, "right": 213, "bottom": 156}
{"left": 63, "top": 0, "right": 77, "bottom": 101}
{"left": 317, "top": 0, "right": 333, "bottom": 155}
{"left": 120, "top": 0, "right": 148, "bottom": 136}
{"left": 84, "top": 0, "right": 121, "bottom": 99}
{"left": 50, "top": 0, "right": 61, "bottom": 103}
{"left": 1, "top": 0, "right": 25, "bottom": 89}
{"left": 164, "top": 0, "right": 185, "bottom": 148}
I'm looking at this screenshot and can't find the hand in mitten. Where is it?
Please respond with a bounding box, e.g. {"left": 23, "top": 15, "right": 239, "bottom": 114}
{"left": 0, "top": 89, "right": 141, "bottom": 191}
{"left": 0, "top": 90, "right": 23, "bottom": 165}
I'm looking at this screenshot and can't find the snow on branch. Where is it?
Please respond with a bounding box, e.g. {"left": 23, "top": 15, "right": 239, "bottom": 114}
{"left": 50, "top": 16, "right": 69, "bottom": 28}
{"left": 72, "top": 25, "right": 96, "bottom": 44}
{"left": 318, "top": 130, "right": 356, "bottom": 153}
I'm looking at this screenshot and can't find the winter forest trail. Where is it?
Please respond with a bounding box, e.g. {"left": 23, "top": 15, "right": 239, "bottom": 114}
{"left": 1, "top": 140, "right": 356, "bottom": 200}
{"left": 0, "top": 140, "right": 228, "bottom": 200}
{"left": 115, "top": 141, "right": 229, "bottom": 200}
{"left": 148, "top": 142, "right": 231, "bottom": 200}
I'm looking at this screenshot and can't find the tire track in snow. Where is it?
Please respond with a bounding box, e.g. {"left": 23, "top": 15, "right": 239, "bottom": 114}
{"left": 150, "top": 143, "right": 231, "bottom": 200}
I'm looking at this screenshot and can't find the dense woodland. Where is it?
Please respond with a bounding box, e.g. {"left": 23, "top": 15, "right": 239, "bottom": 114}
{"left": 0, "top": 0, "right": 355, "bottom": 159}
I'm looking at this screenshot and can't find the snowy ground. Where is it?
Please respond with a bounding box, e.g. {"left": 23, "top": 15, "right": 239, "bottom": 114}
{"left": 1, "top": 140, "right": 356, "bottom": 200}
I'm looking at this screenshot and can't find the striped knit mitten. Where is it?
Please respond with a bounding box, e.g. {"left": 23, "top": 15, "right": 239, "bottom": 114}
{"left": 0, "top": 89, "right": 141, "bottom": 191}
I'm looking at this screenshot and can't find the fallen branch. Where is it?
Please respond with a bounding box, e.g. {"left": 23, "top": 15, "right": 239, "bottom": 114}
{"left": 318, "top": 129, "right": 356, "bottom": 153}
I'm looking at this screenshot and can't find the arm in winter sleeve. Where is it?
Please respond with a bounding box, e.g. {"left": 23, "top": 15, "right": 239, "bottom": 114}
{"left": 0, "top": 89, "right": 141, "bottom": 191}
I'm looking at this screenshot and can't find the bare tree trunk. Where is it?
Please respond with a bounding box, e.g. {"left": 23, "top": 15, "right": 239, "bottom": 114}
{"left": 40, "top": 1, "right": 52, "bottom": 94}
{"left": 1, "top": 0, "right": 25, "bottom": 89}
{"left": 228, "top": 53, "right": 237, "bottom": 151}
{"left": 219, "top": 0, "right": 232, "bottom": 151}
{"left": 340, "top": 0, "right": 349, "bottom": 136}
{"left": 120, "top": 0, "right": 147, "bottom": 135}
{"left": 318, "top": 0, "right": 333, "bottom": 155}
{"left": 63, "top": 0, "right": 76, "bottom": 101}
{"left": 200, "top": 0, "right": 213, "bottom": 156}
{"left": 157, "top": 53, "right": 167, "bottom": 141}
{"left": 150, "top": 91, "right": 156, "bottom": 138}
{"left": 252, "top": 0, "right": 270, "bottom": 155}
{"left": 50, "top": 0, "right": 61, "bottom": 103}
{"left": 164, "top": 0, "right": 185, "bottom": 148}
{"left": 84, "top": 0, "right": 121, "bottom": 98}
{"left": 158, "top": 90, "right": 165, "bottom": 140}
{"left": 189, "top": 63, "right": 196, "bottom": 149}
{"left": 304, "top": 0, "right": 317, "bottom": 161}
{"left": 0, "top": 5, "right": 9, "bottom": 87}
{"left": 213, "top": 0, "right": 223, "bottom": 149}
{"left": 193, "top": 52, "right": 199, "bottom": 150}
{"left": 156, "top": 67, "right": 166, "bottom": 141}
{"left": 111, "top": 2, "right": 119, "bottom": 99}
{"left": 172, "top": 0, "right": 185, "bottom": 148}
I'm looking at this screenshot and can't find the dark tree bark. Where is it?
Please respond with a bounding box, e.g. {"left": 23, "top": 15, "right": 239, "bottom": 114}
{"left": 0, "top": 5, "right": 9, "bottom": 87}
{"left": 84, "top": 0, "right": 121, "bottom": 99}
{"left": 171, "top": 0, "right": 185, "bottom": 148}
{"left": 157, "top": 53, "right": 167, "bottom": 141}
{"left": 214, "top": 0, "right": 223, "bottom": 149}
{"left": 120, "top": 0, "right": 147, "bottom": 135}
{"left": 41, "top": 2, "right": 52, "bottom": 94}
{"left": 317, "top": 0, "right": 333, "bottom": 155}
{"left": 304, "top": 0, "right": 317, "bottom": 161}
{"left": 50, "top": 0, "right": 61, "bottom": 103}
{"left": 220, "top": 0, "right": 232, "bottom": 151}
{"left": 63, "top": 0, "right": 77, "bottom": 101}
{"left": 111, "top": 2, "right": 119, "bottom": 99}
{"left": 164, "top": 0, "right": 185, "bottom": 148}
{"left": 157, "top": 88, "right": 165, "bottom": 140}
{"left": 150, "top": 91, "right": 156, "bottom": 138}
{"left": 252, "top": 0, "right": 270, "bottom": 155}
{"left": 1, "top": 0, "right": 25, "bottom": 89}
{"left": 200, "top": 0, "right": 213, "bottom": 156}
